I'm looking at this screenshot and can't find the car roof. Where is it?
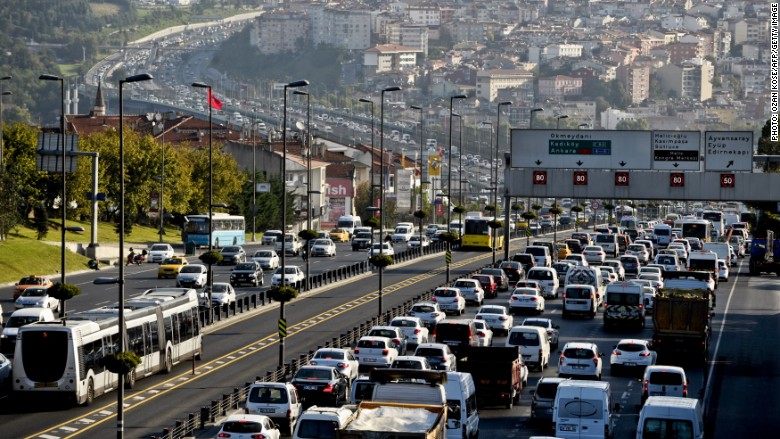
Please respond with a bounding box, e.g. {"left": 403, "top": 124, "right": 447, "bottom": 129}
{"left": 562, "top": 341, "right": 597, "bottom": 349}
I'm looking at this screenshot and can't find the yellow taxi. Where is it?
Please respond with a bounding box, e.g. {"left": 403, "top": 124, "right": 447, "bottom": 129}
{"left": 14, "top": 275, "right": 53, "bottom": 300}
{"left": 329, "top": 228, "right": 350, "bottom": 243}
{"left": 556, "top": 243, "right": 572, "bottom": 260}
{"left": 158, "top": 256, "right": 189, "bottom": 279}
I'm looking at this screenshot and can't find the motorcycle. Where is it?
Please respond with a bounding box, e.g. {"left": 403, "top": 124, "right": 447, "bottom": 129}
{"left": 126, "top": 249, "right": 147, "bottom": 266}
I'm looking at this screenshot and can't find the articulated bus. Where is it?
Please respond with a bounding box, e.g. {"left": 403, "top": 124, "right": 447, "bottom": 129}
{"left": 461, "top": 217, "right": 505, "bottom": 250}
{"left": 182, "top": 212, "right": 246, "bottom": 248}
{"left": 681, "top": 219, "right": 713, "bottom": 243}
{"left": 13, "top": 288, "right": 202, "bottom": 406}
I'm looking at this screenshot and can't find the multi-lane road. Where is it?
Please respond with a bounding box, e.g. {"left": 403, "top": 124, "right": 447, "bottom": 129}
{"left": 1, "top": 235, "right": 779, "bottom": 438}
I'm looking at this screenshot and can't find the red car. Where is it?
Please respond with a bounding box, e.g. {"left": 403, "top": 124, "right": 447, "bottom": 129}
{"left": 471, "top": 274, "right": 497, "bottom": 299}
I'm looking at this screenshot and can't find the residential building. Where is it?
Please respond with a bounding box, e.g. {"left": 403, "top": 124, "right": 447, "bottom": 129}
{"left": 475, "top": 69, "right": 534, "bottom": 102}
{"left": 656, "top": 61, "right": 713, "bottom": 102}
{"left": 251, "top": 11, "right": 309, "bottom": 55}
{"left": 537, "top": 75, "right": 583, "bottom": 99}
{"left": 616, "top": 64, "right": 650, "bottom": 105}
{"left": 363, "top": 44, "right": 421, "bottom": 74}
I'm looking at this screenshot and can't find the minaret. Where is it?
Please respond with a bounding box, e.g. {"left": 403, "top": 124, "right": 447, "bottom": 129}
{"left": 90, "top": 80, "right": 106, "bottom": 117}
{"left": 72, "top": 84, "right": 79, "bottom": 115}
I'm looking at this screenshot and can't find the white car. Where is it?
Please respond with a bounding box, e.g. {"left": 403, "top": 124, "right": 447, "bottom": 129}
{"left": 308, "top": 348, "right": 360, "bottom": 382}
{"left": 147, "top": 243, "right": 175, "bottom": 263}
{"left": 603, "top": 259, "right": 627, "bottom": 280}
{"left": 475, "top": 305, "right": 513, "bottom": 336}
{"left": 176, "top": 264, "right": 208, "bottom": 288}
{"left": 609, "top": 339, "right": 657, "bottom": 376}
{"left": 638, "top": 266, "right": 663, "bottom": 277}
{"left": 558, "top": 342, "right": 604, "bottom": 381}
{"left": 452, "top": 278, "right": 485, "bottom": 306}
{"left": 14, "top": 287, "right": 60, "bottom": 311}
{"left": 216, "top": 414, "right": 280, "bottom": 439}
{"left": 717, "top": 259, "right": 729, "bottom": 281}
{"left": 432, "top": 287, "right": 466, "bottom": 316}
{"left": 626, "top": 244, "right": 650, "bottom": 264}
{"left": 354, "top": 336, "right": 399, "bottom": 369}
{"left": 582, "top": 245, "right": 607, "bottom": 265}
{"left": 408, "top": 235, "right": 431, "bottom": 248}
{"left": 472, "top": 320, "right": 494, "bottom": 346}
{"left": 367, "top": 243, "right": 395, "bottom": 257}
{"left": 637, "top": 273, "right": 664, "bottom": 290}
{"left": 564, "top": 254, "right": 589, "bottom": 267}
{"left": 600, "top": 266, "right": 619, "bottom": 284}
{"left": 389, "top": 316, "right": 429, "bottom": 347}
{"left": 654, "top": 253, "right": 681, "bottom": 272}
{"left": 390, "top": 355, "right": 433, "bottom": 370}
{"left": 252, "top": 249, "right": 280, "bottom": 270}
{"left": 310, "top": 238, "right": 337, "bottom": 257}
{"left": 508, "top": 287, "right": 545, "bottom": 315}
{"left": 200, "top": 282, "right": 237, "bottom": 307}
{"left": 271, "top": 266, "right": 305, "bottom": 288}
{"left": 408, "top": 302, "right": 446, "bottom": 328}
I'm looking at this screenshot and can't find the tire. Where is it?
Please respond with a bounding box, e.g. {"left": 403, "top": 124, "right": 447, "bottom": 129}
{"left": 125, "top": 369, "right": 136, "bottom": 389}
{"left": 84, "top": 378, "right": 95, "bottom": 406}
{"left": 163, "top": 348, "right": 173, "bottom": 374}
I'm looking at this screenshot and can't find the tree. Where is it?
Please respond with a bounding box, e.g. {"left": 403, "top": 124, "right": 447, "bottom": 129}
{"left": 0, "top": 169, "right": 22, "bottom": 240}
{"left": 48, "top": 282, "right": 81, "bottom": 318}
{"left": 615, "top": 119, "right": 649, "bottom": 131}
{"left": 757, "top": 118, "right": 780, "bottom": 172}
{"left": 33, "top": 201, "right": 49, "bottom": 240}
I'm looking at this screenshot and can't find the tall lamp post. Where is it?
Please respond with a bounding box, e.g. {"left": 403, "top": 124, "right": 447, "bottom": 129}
{"left": 528, "top": 108, "right": 543, "bottom": 238}
{"left": 118, "top": 73, "right": 153, "bottom": 439}
{"left": 39, "top": 74, "right": 67, "bottom": 291}
{"left": 556, "top": 114, "right": 569, "bottom": 129}
{"left": 410, "top": 104, "right": 425, "bottom": 249}
{"left": 446, "top": 95, "right": 466, "bottom": 231}
{"left": 530, "top": 108, "right": 543, "bottom": 129}
{"left": 279, "top": 80, "right": 309, "bottom": 368}
{"left": 496, "top": 101, "right": 511, "bottom": 264}
{"left": 455, "top": 114, "right": 464, "bottom": 223}
{"left": 294, "top": 90, "right": 312, "bottom": 293}
{"left": 251, "top": 115, "right": 258, "bottom": 242}
{"left": 378, "top": 85, "right": 401, "bottom": 319}
{"left": 154, "top": 119, "right": 165, "bottom": 242}
{"left": 359, "top": 98, "right": 375, "bottom": 210}
{"left": 0, "top": 75, "right": 11, "bottom": 169}
{"left": 191, "top": 82, "right": 217, "bottom": 325}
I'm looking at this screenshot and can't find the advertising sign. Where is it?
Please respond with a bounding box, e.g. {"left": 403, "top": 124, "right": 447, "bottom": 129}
{"left": 325, "top": 178, "right": 353, "bottom": 198}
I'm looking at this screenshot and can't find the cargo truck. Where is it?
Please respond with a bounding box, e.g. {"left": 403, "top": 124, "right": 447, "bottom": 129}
{"left": 335, "top": 401, "right": 446, "bottom": 439}
{"left": 651, "top": 288, "right": 712, "bottom": 364}
{"left": 457, "top": 346, "right": 526, "bottom": 409}
{"left": 748, "top": 230, "right": 780, "bottom": 276}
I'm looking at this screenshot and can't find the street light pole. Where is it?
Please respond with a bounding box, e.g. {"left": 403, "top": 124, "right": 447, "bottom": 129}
{"left": 279, "top": 80, "right": 309, "bottom": 368}
{"left": 157, "top": 120, "right": 165, "bottom": 243}
{"left": 378, "top": 86, "right": 401, "bottom": 319}
{"left": 39, "top": 74, "right": 67, "bottom": 296}
{"left": 252, "top": 114, "right": 257, "bottom": 242}
{"left": 410, "top": 105, "right": 425, "bottom": 251}
{"left": 446, "top": 95, "right": 466, "bottom": 232}
{"left": 191, "top": 82, "right": 217, "bottom": 325}
{"left": 0, "top": 75, "right": 11, "bottom": 169}
{"left": 530, "top": 108, "right": 543, "bottom": 129}
{"left": 496, "top": 101, "right": 511, "bottom": 264}
{"left": 294, "top": 90, "right": 312, "bottom": 292}
{"left": 556, "top": 114, "right": 569, "bottom": 129}
{"left": 359, "top": 98, "right": 375, "bottom": 209}
{"left": 118, "top": 72, "right": 153, "bottom": 439}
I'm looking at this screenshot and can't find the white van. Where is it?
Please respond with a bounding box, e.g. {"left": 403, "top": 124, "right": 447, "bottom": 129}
{"left": 1, "top": 307, "right": 57, "bottom": 354}
{"left": 635, "top": 396, "right": 704, "bottom": 439}
{"left": 653, "top": 224, "right": 673, "bottom": 248}
{"left": 337, "top": 215, "right": 363, "bottom": 237}
{"left": 702, "top": 242, "right": 733, "bottom": 267}
{"left": 527, "top": 267, "right": 560, "bottom": 299}
{"left": 562, "top": 284, "right": 598, "bottom": 319}
{"left": 506, "top": 326, "right": 550, "bottom": 371}
{"left": 594, "top": 233, "right": 619, "bottom": 257}
{"left": 293, "top": 405, "right": 356, "bottom": 439}
{"left": 526, "top": 245, "right": 552, "bottom": 268}
{"left": 564, "top": 266, "right": 605, "bottom": 301}
{"left": 443, "top": 371, "right": 479, "bottom": 439}
{"left": 553, "top": 380, "right": 618, "bottom": 439}
{"left": 604, "top": 282, "right": 646, "bottom": 330}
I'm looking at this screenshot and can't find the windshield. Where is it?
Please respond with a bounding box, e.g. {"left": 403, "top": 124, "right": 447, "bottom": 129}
{"left": 235, "top": 263, "right": 256, "bottom": 270}
{"left": 7, "top": 316, "right": 41, "bottom": 327}
{"left": 391, "top": 319, "right": 417, "bottom": 328}
{"left": 150, "top": 245, "right": 169, "bottom": 251}
{"left": 313, "top": 350, "right": 345, "bottom": 360}
{"left": 222, "top": 246, "right": 241, "bottom": 253}
{"left": 606, "top": 292, "right": 641, "bottom": 305}
{"left": 508, "top": 330, "right": 539, "bottom": 346}
{"left": 412, "top": 305, "right": 435, "bottom": 313}
{"left": 313, "top": 239, "right": 330, "bottom": 245}
{"left": 21, "top": 289, "right": 46, "bottom": 297}
{"left": 254, "top": 251, "right": 273, "bottom": 257}
{"left": 180, "top": 266, "right": 202, "bottom": 273}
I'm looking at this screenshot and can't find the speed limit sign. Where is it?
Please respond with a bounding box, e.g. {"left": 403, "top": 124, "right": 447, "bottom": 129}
{"left": 533, "top": 171, "right": 547, "bottom": 185}
{"left": 670, "top": 173, "right": 685, "bottom": 187}
{"left": 720, "top": 173, "right": 735, "bottom": 188}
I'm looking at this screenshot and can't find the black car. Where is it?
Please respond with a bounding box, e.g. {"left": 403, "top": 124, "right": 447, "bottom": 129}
{"left": 480, "top": 268, "right": 510, "bottom": 291}
{"left": 500, "top": 261, "right": 526, "bottom": 283}
{"left": 291, "top": 365, "right": 349, "bottom": 408}
{"left": 351, "top": 232, "right": 373, "bottom": 251}
{"left": 511, "top": 253, "right": 536, "bottom": 274}
{"left": 230, "top": 261, "right": 263, "bottom": 287}
{"left": 219, "top": 245, "right": 247, "bottom": 265}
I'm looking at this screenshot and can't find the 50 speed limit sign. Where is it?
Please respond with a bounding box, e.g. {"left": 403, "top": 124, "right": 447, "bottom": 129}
{"left": 720, "top": 173, "right": 735, "bottom": 188}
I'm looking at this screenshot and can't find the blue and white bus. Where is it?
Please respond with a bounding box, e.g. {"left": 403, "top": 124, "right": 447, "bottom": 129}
{"left": 182, "top": 213, "right": 246, "bottom": 248}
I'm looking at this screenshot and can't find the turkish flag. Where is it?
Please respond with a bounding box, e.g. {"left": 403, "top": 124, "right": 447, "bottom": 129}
{"left": 207, "top": 89, "right": 223, "bottom": 110}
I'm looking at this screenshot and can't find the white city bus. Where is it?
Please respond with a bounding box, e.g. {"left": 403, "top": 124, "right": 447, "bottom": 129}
{"left": 12, "top": 288, "right": 202, "bottom": 405}
{"left": 681, "top": 219, "right": 713, "bottom": 243}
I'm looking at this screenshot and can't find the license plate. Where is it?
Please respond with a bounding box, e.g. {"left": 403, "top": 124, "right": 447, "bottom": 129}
{"left": 258, "top": 408, "right": 275, "bottom": 413}
{"left": 445, "top": 341, "right": 459, "bottom": 346}
{"left": 34, "top": 382, "right": 58, "bottom": 388}
{"left": 560, "top": 425, "right": 577, "bottom": 432}
{"left": 364, "top": 358, "right": 376, "bottom": 362}
{"left": 572, "top": 365, "right": 586, "bottom": 369}
{"left": 624, "top": 362, "right": 636, "bottom": 366}
{"left": 304, "top": 385, "right": 318, "bottom": 390}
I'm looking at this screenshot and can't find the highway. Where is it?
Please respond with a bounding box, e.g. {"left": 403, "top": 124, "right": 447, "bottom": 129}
{"left": 1, "top": 235, "right": 779, "bottom": 438}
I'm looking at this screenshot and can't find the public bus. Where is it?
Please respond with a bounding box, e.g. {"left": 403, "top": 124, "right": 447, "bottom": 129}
{"left": 461, "top": 217, "right": 505, "bottom": 250}
{"left": 12, "top": 288, "right": 202, "bottom": 406}
{"left": 182, "top": 213, "right": 246, "bottom": 248}
{"left": 701, "top": 210, "right": 724, "bottom": 240}
{"left": 681, "top": 219, "right": 713, "bottom": 242}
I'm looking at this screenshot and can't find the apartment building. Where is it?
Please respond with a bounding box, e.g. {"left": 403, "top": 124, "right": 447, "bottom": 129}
{"left": 475, "top": 69, "right": 534, "bottom": 102}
